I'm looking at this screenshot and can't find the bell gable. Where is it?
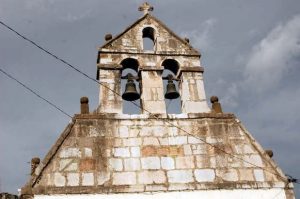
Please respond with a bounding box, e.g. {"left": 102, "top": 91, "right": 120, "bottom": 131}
{"left": 100, "top": 14, "right": 199, "bottom": 55}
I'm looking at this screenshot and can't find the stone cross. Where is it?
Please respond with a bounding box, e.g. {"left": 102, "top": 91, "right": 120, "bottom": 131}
{"left": 138, "top": 2, "right": 154, "bottom": 15}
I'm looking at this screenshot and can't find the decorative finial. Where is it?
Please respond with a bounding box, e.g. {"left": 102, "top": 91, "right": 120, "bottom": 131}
{"left": 138, "top": 2, "right": 153, "bottom": 15}
{"left": 210, "top": 96, "right": 223, "bottom": 113}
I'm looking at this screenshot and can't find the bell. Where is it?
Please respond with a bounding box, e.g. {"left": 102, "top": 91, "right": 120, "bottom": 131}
{"left": 165, "top": 79, "right": 180, "bottom": 99}
{"left": 122, "top": 76, "right": 140, "bottom": 101}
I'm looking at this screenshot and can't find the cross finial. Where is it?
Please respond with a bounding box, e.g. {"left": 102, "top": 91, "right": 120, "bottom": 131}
{"left": 138, "top": 2, "right": 153, "bottom": 15}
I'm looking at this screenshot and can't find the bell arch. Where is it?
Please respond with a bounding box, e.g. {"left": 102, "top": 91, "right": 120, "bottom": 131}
{"left": 142, "top": 26, "right": 155, "bottom": 51}
{"left": 120, "top": 58, "right": 141, "bottom": 114}
{"left": 120, "top": 58, "right": 139, "bottom": 72}
{"left": 161, "top": 59, "right": 181, "bottom": 114}
{"left": 161, "top": 59, "right": 180, "bottom": 75}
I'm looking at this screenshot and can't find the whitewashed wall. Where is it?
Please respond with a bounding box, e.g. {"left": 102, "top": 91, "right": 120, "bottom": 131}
{"left": 35, "top": 189, "right": 286, "bottom": 199}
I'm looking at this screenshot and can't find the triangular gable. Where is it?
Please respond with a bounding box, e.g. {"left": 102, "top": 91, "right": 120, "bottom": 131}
{"left": 100, "top": 14, "right": 200, "bottom": 55}
{"left": 25, "top": 114, "right": 289, "bottom": 195}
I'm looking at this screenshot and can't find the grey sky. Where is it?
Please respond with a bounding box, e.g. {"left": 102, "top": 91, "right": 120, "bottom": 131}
{"left": 0, "top": 0, "right": 299, "bottom": 196}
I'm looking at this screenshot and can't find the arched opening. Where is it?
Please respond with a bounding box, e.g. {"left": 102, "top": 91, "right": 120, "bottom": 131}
{"left": 161, "top": 59, "right": 181, "bottom": 114}
{"left": 120, "top": 58, "right": 141, "bottom": 114}
{"left": 142, "top": 27, "right": 155, "bottom": 51}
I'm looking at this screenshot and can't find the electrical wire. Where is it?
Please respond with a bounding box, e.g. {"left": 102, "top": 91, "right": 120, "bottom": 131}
{"left": 0, "top": 68, "right": 72, "bottom": 118}
{"left": 1, "top": 19, "right": 299, "bottom": 185}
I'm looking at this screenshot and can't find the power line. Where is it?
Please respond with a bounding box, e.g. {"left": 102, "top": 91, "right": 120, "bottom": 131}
{"left": 0, "top": 68, "right": 72, "bottom": 118}
{"left": 0, "top": 20, "right": 145, "bottom": 113}
{"left": 0, "top": 19, "right": 299, "bottom": 185}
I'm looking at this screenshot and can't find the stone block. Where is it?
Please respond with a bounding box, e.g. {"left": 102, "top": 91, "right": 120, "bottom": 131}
{"left": 59, "top": 148, "right": 81, "bottom": 158}
{"left": 243, "top": 145, "right": 255, "bottom": 153}
{"left": 105, "top": 149, "right": 112, "bottom": 157}
{"left": 169, "top": 146, "right": 184, "bottom": 156}
{"left": 153, "top": 126, "right": 166, "bottom": 137}
{"left": 175, "top": 156, "right": 195, "bottom": 169}
{"left": 156, "top": 146, "right": 170, "bottom": 156}
{"left": 139, "top": 126, "right": 153, "bottom": 137}
{"left": 142, "top": 146, "right": 156, "bottom": 156}
{"left": 84, "top": 148, "right": 93, "bottom": 157}
{"left": 167, "top": 136, "right": 187, "bottom": 145}
{"left": 130, "top": 146, "right": 141, "bottom": 157}
{"left": 244, "top": 154, "right": 264, "bottom": 167}
{"left": 54, "top": 172, "right": 65, "bottom": 187}
{"left": 206, "top": 137, "right": 218, "bottom": 144}
{"left": 59, "top": 159, "right": 77, "bottom": 172}
{"left": 97, "top": 171, "right": 110, "bottom": 185}
{"left": 158, "top": 137, "right": 169, "bottom": 145}
{"left": 124, "top": 158, "right": 141, "bottom": 171}
{"left": 168, "top": 127, "right": 179, "bottom": 136}
{"left": 138, "top": 171, "right": 166, "bottom": 184}
{"left": 141, "top": 157, "right": 160, "bottom": 169}
{"left": 191, "top": 144, "right": 206, "bottom": 155}
{"left": 161, "top": 157, "right": 175, "bottom": 170}
{"left": 129, "top": 128, "right": 140, "bottom": 137}
{"left": 82, "top": 173, "right": 94, "bottom": 186}
{"left": 182, "top": 101, "right": 210, "bottom": 113}
{"left": 123, "top": 138, "right": 142, "bottom": 146}
{"left": 183, "top": 145, "right": 192, "bottom": 155}
{"left": 195, "top": 155, "right": 210, "bottom": 168}
{"left": 239, "top": 169, "right": 254, "bottom": 181}
{"left": 143, "top": 137, "right": 160, "bottom": 145}
{"left": 109, "top": 158, "right": 123, "bottom": 171}
{"left": 113, "top": 138, "right": 123, "bottom": 147}
{"left": 112, "top": 172, "right": 136, "bottom": 185}
{"left": 194, "top": 169, "right": 215, "bottom": 182}
{"left": 114, "top": 147, "right": 130, "bottom": 157}
{"left": 79, "top": 158, "right": 95, "bottom": 171}
{"left": 254, "top": 169, "right": 265, "bottom": 182}
{"left": 217, "top": 169, "right": 238, "bottom": 182}
{"left": 188, "top": 136, "right": 203, "bottom": 144}
{"left": 67, "top": 173, "right": 79, "bottom": 186}
{"left": 142, "top": 101, "right": 166, "bottom": 114}
{"left": 167, "top": 170, "right": 194, "bottom": 183}
{"left": 119, "top": 126, "right": 129, "bottom": 138}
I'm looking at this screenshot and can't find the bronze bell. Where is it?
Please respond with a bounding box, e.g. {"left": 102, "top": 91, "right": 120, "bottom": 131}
{"left": 165, "top": 78, "right": 180, "bottom": 99}
{"left": 122, "top": 73, "right": 140, "bottom": 101}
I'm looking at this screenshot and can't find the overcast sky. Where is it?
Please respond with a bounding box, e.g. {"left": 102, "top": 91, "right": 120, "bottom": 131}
{"left": 0, "top": 0, "right": 300, "bottom": 196}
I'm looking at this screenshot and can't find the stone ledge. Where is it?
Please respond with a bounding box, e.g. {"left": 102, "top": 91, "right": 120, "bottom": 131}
{"left": 32, "top": 181, "right": 289, "bottom": 195}
{"left": 74, "top": 113, "right": 235, "bottom": 120}
{"left": 97, "top": 64, "right": 123, "bottom": 70}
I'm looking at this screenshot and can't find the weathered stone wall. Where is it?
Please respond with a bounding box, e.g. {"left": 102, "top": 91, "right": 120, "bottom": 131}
{"left": 180, "top": 72, "right": 210, "bottom": 113}
{"left": 140, "top": 70, "right": 166, "bottom": 114}
{"left": 101, "top": 16, "right": 198, "bottom": 55}
{"left": 32, "top": 114, "right": 288, "bottom": 195}
{"left": 98, "top": 70, "right": 122, "bottom": 113}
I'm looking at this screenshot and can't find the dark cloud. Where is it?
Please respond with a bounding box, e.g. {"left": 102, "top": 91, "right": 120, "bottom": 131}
{"left": 0, "top": 0, "right": 300, "bottom": 196}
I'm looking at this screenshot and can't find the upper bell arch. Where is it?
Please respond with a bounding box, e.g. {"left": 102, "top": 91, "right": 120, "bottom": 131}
{"left": 120, "top": 58, "right": 140, "bottom": 72}
{"left": 161, "top": 59, "right": 180, "bottom": 76}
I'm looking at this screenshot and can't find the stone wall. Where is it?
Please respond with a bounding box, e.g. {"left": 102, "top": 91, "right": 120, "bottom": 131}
{"left": 32, "top": 114, "right": 288, "bottom": 195}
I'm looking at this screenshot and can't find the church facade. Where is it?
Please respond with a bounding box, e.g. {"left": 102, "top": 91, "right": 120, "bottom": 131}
{"left": 21, "top": 3, "right": 295, "bottom": 199}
